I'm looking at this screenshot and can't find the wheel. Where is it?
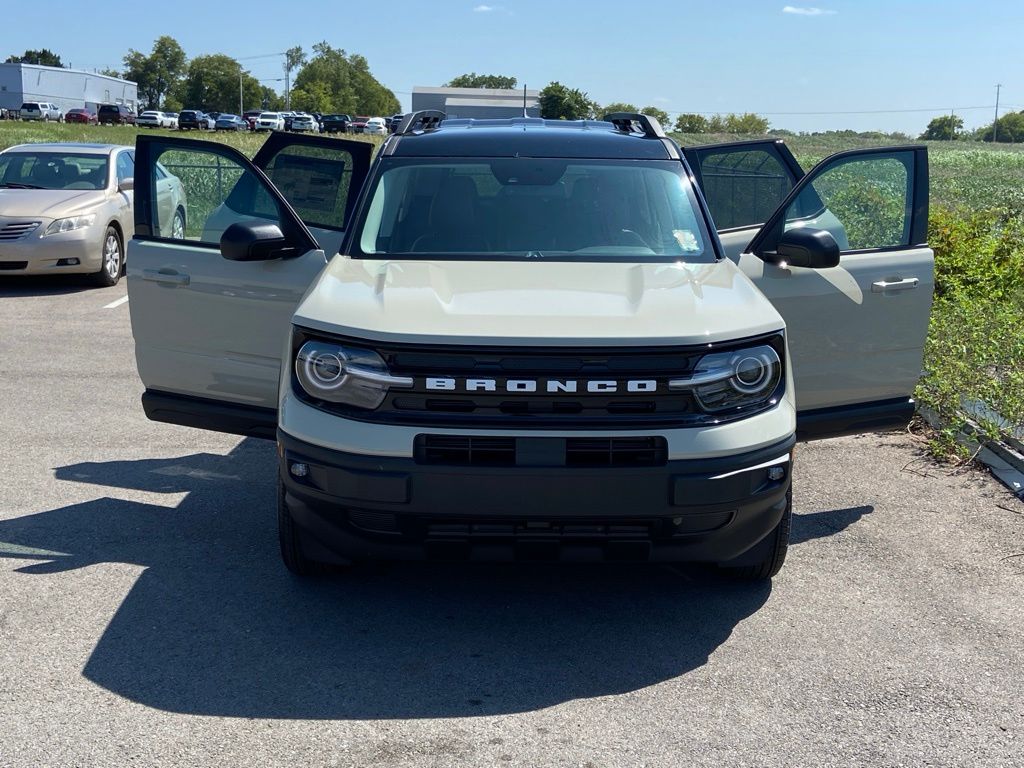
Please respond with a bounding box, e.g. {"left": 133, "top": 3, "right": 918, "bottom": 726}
{"left": 91, "top": 226, "right": 123, "bottom": 287}
{"left": 718, "top": 489, "right": 792, "bottom": 581}
{"left": 278, "top": 473, "right": 322, "bottom": 577}
{"left": 171, "top": 208, "right": 186, "bottom": 240}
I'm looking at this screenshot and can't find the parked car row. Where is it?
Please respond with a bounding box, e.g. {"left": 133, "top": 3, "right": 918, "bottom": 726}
{"left": 7, "top": 102, "right": 409, "bottom": 136}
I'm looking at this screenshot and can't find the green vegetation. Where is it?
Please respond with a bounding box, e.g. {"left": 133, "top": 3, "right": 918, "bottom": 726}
{"left": 445, "top": 73, "right": 518, "bottom": 89}
{"left": 5, "top": 48, "right": 64, "bottom": 67}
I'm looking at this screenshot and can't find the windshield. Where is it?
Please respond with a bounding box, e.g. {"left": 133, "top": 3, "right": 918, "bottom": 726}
{"left": 355, "top": 158, "right": 713, "bottom": 262}
{"left": 0, "top": 151, "right": 109, "bottom": 191}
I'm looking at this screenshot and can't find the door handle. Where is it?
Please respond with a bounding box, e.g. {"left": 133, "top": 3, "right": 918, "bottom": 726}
{"left": 872, "top": 277, "right": 918, "bottom": 293}
{"left": 142, "top": 269, "right": 190, "bottom": 286}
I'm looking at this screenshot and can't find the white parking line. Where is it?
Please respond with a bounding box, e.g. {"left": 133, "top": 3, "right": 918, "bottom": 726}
{"left": 103, "top": 295, "right": 129, "bottom": 309}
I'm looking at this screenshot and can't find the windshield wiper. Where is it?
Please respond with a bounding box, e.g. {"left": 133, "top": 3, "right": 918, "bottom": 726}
{"left": 0, "top": 182, "right": 44, "bottom": 189}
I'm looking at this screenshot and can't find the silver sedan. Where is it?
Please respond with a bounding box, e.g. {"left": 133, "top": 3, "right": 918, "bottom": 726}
{"left": 0, "top": 143, "right": 186, "bottom": 286}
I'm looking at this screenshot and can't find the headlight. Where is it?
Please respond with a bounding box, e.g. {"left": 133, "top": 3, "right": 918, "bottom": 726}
{"left": 44, "top": 214, "right": 96, "bottom": 236}
{"left": 295, "top": 340, "right": 413, "bottom": 410}
{"left": 669, "top": 343, "right": 783, "bottom": 414}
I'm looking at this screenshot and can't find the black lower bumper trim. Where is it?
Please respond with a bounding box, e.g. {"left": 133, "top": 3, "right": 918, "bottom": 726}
{"left": 278, "top": 430, "right": 795, "bottom": 564}
{"left": 796, "top": 397, "right": 915, "bottom": 442}
{"left": 142, "top": 390, "right": 277, "bottom": 440}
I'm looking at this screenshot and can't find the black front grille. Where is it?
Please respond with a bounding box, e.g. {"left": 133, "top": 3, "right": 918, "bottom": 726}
{"left": 292, "top": 328, "right": 786, "bottom": 429}
{"left": 415, "top": 435, "right": 667, "bottom": 467}
{"left": 0, "top": 261, "right": 29, "bottom": 270}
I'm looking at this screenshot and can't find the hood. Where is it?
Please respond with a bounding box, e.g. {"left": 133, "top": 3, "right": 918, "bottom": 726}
{"left": 294, "top": 257, "right": 784, "bottom": 346}
{"left": 0, "top": 188, "right": 106, "bottom": 219}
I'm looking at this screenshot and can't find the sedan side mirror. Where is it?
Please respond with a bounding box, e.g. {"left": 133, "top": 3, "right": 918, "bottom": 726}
{"left": 118, "top": 177, "right": 134, "bottom": 193}
{"left": 220, "top": 220, "right": 295, "bottom": 262}
{"left": 772, "top": 227, "right": 840, "bottom": 269}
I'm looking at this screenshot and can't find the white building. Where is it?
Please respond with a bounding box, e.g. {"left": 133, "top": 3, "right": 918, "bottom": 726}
{"left": 0, "top": 63, "right": 138, "bottom": 114}
{"left": 411, "top": 86, "right": 541, "bottom": 120}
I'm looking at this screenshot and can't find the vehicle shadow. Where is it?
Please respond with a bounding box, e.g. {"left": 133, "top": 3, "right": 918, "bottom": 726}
{"left": 0, "top": 274, "right": 96, "bottom": 297}
{"left": 2, "top": 440, "right": 862, "bottom": 720}
{"left": 789, "top": 504, "right": 873, "bottom": 545}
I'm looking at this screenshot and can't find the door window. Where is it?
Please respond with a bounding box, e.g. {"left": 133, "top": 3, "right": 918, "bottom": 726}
{"left": 692, "top": 145, "right": 799, "bottom": 230}
{"left": 782, "top": 153, "right": 913, "bottom": 251}
{"left": 146, "top": 143, "right": 282, "bottom": 245}
{"left": 116, "top": 151, "right": 134, "bottom": 183}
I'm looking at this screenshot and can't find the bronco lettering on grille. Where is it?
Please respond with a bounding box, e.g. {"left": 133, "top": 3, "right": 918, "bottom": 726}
{"left": 424, "top": 378, "right": 658, "bottom": 394}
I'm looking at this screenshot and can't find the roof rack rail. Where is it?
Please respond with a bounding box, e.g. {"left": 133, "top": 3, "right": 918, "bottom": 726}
{"left": 396, "top": 110, "right": 446, "bottom": 135}
{"left": 602, "top": 112, "right": 666, "bottom": 138}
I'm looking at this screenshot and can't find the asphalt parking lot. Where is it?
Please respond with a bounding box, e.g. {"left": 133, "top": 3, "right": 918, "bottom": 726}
{"left": 1, "top": 275, "right": 1023, "bottom": 768}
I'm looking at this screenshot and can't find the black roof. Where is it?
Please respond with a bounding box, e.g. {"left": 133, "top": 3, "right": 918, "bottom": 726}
{"left": 385, "top": 118, "right": 677, "bottom": 160}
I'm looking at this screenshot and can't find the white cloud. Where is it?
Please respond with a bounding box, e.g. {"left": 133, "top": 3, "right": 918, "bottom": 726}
{"left": 782, "top": 6, "right": 837, "bottom": 15}
{"left": 473, "top": 4, "right": 495, "bottom": 11}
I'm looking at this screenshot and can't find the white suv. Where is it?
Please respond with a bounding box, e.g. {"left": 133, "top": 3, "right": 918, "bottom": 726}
{"left": 20, "top": 102, "right": 63, "bottom": 122}
{"left": 126, "top": 113, "right": 934, "bottom": 580}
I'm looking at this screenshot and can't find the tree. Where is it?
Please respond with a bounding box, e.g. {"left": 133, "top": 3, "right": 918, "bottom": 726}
{"left": 445, "top": 73, "right": 518, "bottom": 89}
{"left": 674, "top": 113, "right": 709, "bottom": 133}
{"left": 919, "top": 115, "right": 963, "bottom": 141}
{"left": 284, "top": 46, "right": 306, "bottom": 109}
{"left": 724, "top": 113, "right": 770, "bottom": 134}
{"left": 175, "top": 55, "right": 262, "bottom": 113}
{"left": 6, "top": 48, "right": 64, "bottom": 67}
{"left": 123, "top": 36, "right": 187, "bottom": 110}
{"left": 982, "top": 111, "right": 1024, "bottom": 143}
{"left": 705, "top": 115, "right": 726, "bottom": 132}
{"left": 539, "top": 82, "right": 598, "bottom": 120}
{"left": 640, "top": 106, "right": 670, "bottom": 126}
{"left": 97, "top": 67, "right": 123, "bottom": 79}
{"left": 602, "top": 102, "right": 637, "bottom": 117}
{"left": 291, "top": 42, "right": 398, "bottom": 116}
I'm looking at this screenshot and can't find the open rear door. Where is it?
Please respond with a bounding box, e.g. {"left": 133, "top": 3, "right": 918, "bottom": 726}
{"left": 684, "top": 139, "right": 804, "bottom": 259}
{"left": 128, "top": 133, "right": 372, "bottom": 438}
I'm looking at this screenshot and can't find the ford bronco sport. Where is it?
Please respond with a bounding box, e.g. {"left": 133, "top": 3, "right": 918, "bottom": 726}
{"left": 127, "top": 112, "right": 933, "bottom": 580}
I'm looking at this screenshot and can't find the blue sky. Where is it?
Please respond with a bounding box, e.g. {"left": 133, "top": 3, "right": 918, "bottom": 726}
{"left": 5, "top": 0, "right": 1021, "bottom": 133}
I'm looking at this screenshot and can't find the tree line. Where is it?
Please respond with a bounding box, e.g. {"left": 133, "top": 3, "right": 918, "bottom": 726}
{"left": 444, "top": 74, "right": 772, "bottom": 135}
{"left": 920, "top": 113, "right": 1024, "bottom": 143}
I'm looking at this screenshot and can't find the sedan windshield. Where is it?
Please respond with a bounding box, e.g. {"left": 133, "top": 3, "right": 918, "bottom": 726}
{"left": 0, "top": 152, "right": 109, "bottom": 191}
{"left": 355, "top": 158, "right": 713, "bottom": 262}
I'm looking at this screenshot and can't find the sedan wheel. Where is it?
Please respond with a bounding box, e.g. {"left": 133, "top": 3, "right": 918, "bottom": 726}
{"left": 171, "top": 209, "right": 186, "bottom": 240}
{"left": 91, "top": 226, "right": 122, "bottom": 287}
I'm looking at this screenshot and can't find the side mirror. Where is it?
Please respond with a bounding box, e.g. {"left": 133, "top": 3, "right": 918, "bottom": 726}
{"left": 220, "top": 220, "right": 292, "bottom": 262}
{"left": 772, "top": 227, "right": 840, "bottom": 269}
{"left": 118, "top": 177, "right": 134, "bottom": 193}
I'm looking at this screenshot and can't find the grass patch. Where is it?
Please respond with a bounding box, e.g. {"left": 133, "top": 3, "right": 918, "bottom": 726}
{"left": 0, "top": 120, "right": 383, "bottom": 158}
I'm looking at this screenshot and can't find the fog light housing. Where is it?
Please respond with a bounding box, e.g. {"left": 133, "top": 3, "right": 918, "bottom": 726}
{"left": 289, "top": 462, "right": 309, "bottom": 478}
{"left": 767, "top": 466, "right": 785, "bottom": 481}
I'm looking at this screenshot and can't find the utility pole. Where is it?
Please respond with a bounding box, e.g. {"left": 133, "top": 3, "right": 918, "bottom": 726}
{"left": 239, "top": 70, "right": 244, "bottom": 116}
{"left": 285, "top": 62, "right": 290, "bottom": 111}
{"left": 993, "top": 83, "right": 1002, "bottom": 142}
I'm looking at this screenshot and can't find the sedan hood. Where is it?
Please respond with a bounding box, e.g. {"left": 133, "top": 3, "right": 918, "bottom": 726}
{"left": 0, "top": 188, "right": 105, "bottom": 219}
{"left": 294, "top": 258, "right": 784, "bottom": 346}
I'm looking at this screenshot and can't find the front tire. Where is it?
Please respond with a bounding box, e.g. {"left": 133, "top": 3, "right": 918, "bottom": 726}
{"left": 718, "top": 489, "right": 792, "bottom": 581}
{"left": 278, "top": 474, "right": 321, "bottom": 577}
{"left": 90, "top": 226, "right": 123, "bottom": 287}
{"left": 171, "top": 208, "right": 186, "bottom": 240}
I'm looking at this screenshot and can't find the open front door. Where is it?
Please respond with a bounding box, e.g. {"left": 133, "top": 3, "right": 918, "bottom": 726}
{"left": 128, "top": 134, "right": 372, "bottom": 438}
{"left": 734, "top": 146, "right": 934, "bottom": 439}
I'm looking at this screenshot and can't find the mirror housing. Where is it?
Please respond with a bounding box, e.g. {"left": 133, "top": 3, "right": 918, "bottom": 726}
{"left": 771, "top": 227, "right": 840, "bottom": 269}
{"left": 118, "top": 177, "right": 134, "bottom": 193}
{"left": 220, "top": 221, "right": 292, "bottom": 262}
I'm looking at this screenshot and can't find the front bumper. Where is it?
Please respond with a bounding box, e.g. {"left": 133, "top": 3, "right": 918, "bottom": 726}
{"left": 0, "top": 225, "right": 103, "bottom": 275}
{"left": 278, "top": 429, "right": 794, "bottom": 565}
